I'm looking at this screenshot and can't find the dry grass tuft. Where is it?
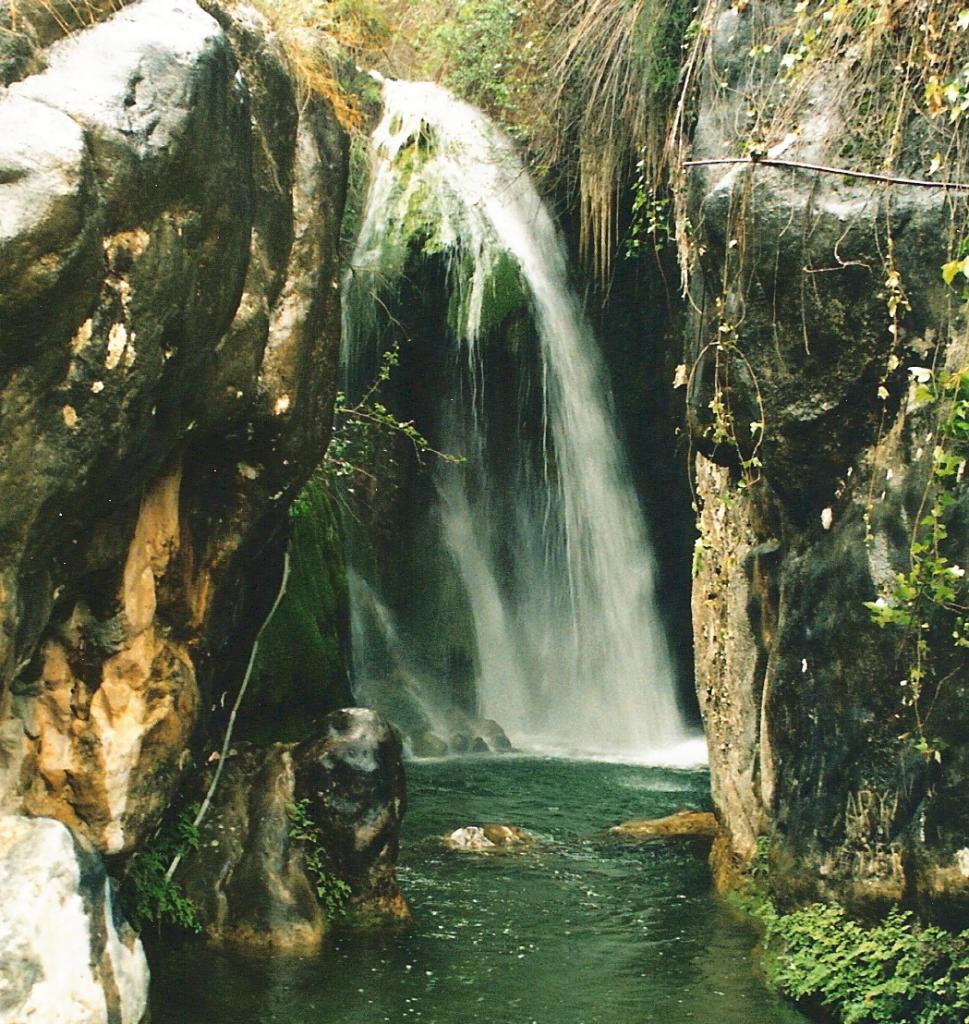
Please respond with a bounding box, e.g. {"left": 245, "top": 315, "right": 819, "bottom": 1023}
{"left": 245, "top": 0, "right": 390, "bottom": 131}
{"left": 539, "top": 0, "right": 690, "bottom": 290}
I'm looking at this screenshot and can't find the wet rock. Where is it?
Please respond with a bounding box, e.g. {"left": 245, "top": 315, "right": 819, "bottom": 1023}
{"left": 444, "top": 824, "right": 534, "bottom": 852}
{"left": 409, "top": 731, "right": 449, "bottom": 758}
{"left": 472, "top": 718, "right": 513, "bottom": 752}
{"left": 0, "top": 815, "right": 148, "bottom": 1023}
{"left": 295, "top": 708, "right": 410, "bottom": 928}
{"left": 179, "top": 709, "right": 408, "bottom": 950}
{"left": 684, "top": 0, "right": 969, "bottom": 911}
{"left": 0, "top": 0, "right": 348, "bottom": 854}
{"left": 610, "top": 810, "right": 718, "bottom": 841}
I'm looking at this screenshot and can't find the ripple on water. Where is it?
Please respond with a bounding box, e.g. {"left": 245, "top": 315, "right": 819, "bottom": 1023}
{"left": 149, "top": 757, "right": 807, "bottom": 1024}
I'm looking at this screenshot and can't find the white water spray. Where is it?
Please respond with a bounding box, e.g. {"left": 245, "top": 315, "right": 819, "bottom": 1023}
{"left": 344, "top": 79, "right": 698, "bottom": 763}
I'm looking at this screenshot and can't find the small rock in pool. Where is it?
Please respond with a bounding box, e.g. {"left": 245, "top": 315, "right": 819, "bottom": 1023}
{"left": 443, "top": 824, "right": 534, "bottom": 851}
{"left": 610, "top": 810, "right": 717, "bottom": 840}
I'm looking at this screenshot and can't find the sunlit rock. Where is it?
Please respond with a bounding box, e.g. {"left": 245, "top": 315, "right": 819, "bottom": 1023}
{"left": 610, "top": 810, "right": 717, "bottom": 841}
{"left": 443, "top": 824, "right": 534, "bottom": 852}
{"left": 0, "top": 0, "right": 347, "bottom": 858}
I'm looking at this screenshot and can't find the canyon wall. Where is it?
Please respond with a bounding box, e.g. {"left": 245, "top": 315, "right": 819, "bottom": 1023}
{"left": 683, "top": 0, "right": 969, "bottom": 917}
{"left": 0, "top": 0, "right": 347, "bottom": 856}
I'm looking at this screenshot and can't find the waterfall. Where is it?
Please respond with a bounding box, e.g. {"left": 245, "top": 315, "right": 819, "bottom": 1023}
{"left": 342, "top": 78, "right": 699, "bottom": 763}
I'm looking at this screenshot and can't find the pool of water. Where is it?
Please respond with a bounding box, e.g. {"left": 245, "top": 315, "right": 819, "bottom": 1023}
{"left": 149, "top": 756, "right": 807, "bottom": 1024}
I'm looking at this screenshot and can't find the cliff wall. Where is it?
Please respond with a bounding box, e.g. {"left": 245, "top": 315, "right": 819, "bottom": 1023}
{"left": 0, "top": 0, "right": 347, "bottom": 857}
{"left": 681, "top": 0, "right": 969, "bottom": 916}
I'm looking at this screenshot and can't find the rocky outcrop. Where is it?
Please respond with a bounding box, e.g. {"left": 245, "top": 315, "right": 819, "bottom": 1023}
{"left": 177, "top": 708, "right": 409, "bottom": 950}
{"left": 0, "top": 815, "right": 148, "bottom": 1024}
{"left": 0, "top": 0, "right": 347, "bottom": 855}
{"left": 683, "top": 2, "right": 969, "bottom": 915}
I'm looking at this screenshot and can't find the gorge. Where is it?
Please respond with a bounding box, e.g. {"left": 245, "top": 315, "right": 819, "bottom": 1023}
{"left": 0, "top": 1, "right": 967, "bottom": 1022}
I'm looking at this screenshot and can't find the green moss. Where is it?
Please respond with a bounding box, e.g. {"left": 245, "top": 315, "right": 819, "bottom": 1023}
{"left": 244, "top": 474, "right": 353, "bottom": 743}
{"left": 446, "top": 248, "right": 529, "bottom": 339}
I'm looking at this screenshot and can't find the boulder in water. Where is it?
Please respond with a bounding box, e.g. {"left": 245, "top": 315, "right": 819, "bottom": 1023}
{"left": 472, "top": 719, "right": 513, "bottom": 752}
{"left": 178, "top": 708, "right": 409, "bottom": 950}
{"left": 409, "top": 730, "right": 449, "bottom": 758}
{"left": 443, "top": 823, "right": 534, "bottom": 852}
{"left": 610, "top": 810, "right": 718, "bottom": 841}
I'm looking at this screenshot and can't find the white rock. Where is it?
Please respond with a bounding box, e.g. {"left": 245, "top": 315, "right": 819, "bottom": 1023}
{"left": 444, "top": 826, "right": 496, "bottom": 851}
{"left": 0, "top": 816, "right": 148, "bottom": 1024}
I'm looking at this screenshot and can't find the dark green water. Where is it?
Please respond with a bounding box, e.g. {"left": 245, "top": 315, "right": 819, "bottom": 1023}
{"left": 149, "top": 757, "right": 807, "bottom": 1024}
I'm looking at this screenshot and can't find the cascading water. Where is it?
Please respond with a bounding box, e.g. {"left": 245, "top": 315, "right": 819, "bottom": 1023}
{"left": 343, "top": 78, "right": 700, "bottom": 763}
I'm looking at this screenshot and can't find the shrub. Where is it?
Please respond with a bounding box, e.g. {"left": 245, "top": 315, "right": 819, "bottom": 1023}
{"left": 122, "top": 808, "right": 202, "bottom": 933}
{"left": 760, "top": 901, "right": 969, "bottom": 1023}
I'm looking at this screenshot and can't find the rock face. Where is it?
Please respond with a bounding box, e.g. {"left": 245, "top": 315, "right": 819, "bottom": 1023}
{"left": 0, "top": 815, "right": 149, "bottom": 1024}
{"left": 178, "top": 709, "right": 409, "bottom": 950}
{"left": 0, "top": 0, "right": 347, "bottom": 855}
{"left": 683, "top": 3, "right": 969, "bottom": 914}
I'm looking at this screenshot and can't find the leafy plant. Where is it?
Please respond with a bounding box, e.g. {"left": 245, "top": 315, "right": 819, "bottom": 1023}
{"left": 321, "top": 339, "right": 463, "bottom": 488}
{"left": 864, "top": 362, "right": 969, "bottom": 761}
{"left": 760, "top": 901, "right": 969, "bottom": 1023}
{"left": 123, "top": 807, "right": 202, "bottom": 933}
{"left": 287, "top": 798, "right": 352, "bottom": 919}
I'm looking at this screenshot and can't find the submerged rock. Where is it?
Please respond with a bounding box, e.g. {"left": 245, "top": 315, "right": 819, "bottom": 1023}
{"left": 0, "top": 816, "right": 148, "bottom": 1023}
{"left": 408, "top": 730, "right": 449, "bottom": 759}
{"left": 610, "top": 810, "right": 718, "bottom": 841}
{"left": 444, "top": 824, "right": 534, "bottom": 852}
{"left": 405, "top": 715, "right": 513, "bottom": 758}
{"left": 178, "top": 709, "right": 408, "bottom": 951}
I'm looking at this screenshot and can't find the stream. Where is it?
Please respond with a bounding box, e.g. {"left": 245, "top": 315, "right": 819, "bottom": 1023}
{"left": 149, "top": 756, "right": 808, "bottom": 1024}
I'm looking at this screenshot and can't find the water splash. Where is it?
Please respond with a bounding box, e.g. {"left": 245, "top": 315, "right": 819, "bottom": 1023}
{"left": 343, "top": 79, "right": 696, "bottom": 762}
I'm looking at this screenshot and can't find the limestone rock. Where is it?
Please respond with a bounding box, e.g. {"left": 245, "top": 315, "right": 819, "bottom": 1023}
{"left": 409, "top": 730, "right": 449, "bottom": 758}
{"left": 0, "top": 815, "right": 148, "bottom": 1024}
{"left": 0, "top": 0, "right": 347, "bottom": 855}
{"left": 444, "top": 824, "right": 534, "bottom": 852}
{"left": 610, "top": 810, "right": 718, "bottom": 841}
{"left": 178, "top": 709, "right": 409, "bottom": 950}
{"left": 295, "top": 708, "right": 410, "bottom": 928}
{"left": 684, "top": 0, "right": 969, "bottom": 912}
{"left": 472, "top": 718, "right": 513, "bottom": 753}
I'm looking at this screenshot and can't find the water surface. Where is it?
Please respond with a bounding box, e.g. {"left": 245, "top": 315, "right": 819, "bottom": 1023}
{"left": 150, "top": 757, "right": 807, "bottom": 1024}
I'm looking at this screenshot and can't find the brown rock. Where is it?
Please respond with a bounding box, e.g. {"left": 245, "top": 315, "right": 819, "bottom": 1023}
{"left": 0, "top": 0, "right": 348, "bottom": 857}
{"left": 179, "top": 708, "right": 409, "bottom": 951}
{"left": 610, "top": 810, "right": 718, "bottom": 840}
{"left": 443, "top": 824, "right": 534, "bottom": 851}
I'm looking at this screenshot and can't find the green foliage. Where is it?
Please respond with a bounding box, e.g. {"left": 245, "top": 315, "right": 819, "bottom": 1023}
{"left": 759, "top": 901, "right": 969, "bottom": 1024}
{"left": 429, "top": 0, "right": 523, "bottom": 120}
{"left": 326, "top": 340, "right": 463, "bottom": 483}
{"left": 123, "top": 808, "right": 202, "bottom": 934}
{"left": 864, "top": 363, "right": 969, "bottom": 761}
{"left": 247, "top": 474, "right": 353, "bottom": 740}
{"left": 625, "top": 166, "right": 671, "bottom": 258}
{"left": 287, "top": 798, "right": 352, "bottom": 919}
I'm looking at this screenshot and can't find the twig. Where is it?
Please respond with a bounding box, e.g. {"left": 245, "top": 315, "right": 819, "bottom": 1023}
{"left": 165, "top": 546, "right": 292, "bottom": 881}
{"left": 684, "top": 156, "right": 969, "bottom": 192}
